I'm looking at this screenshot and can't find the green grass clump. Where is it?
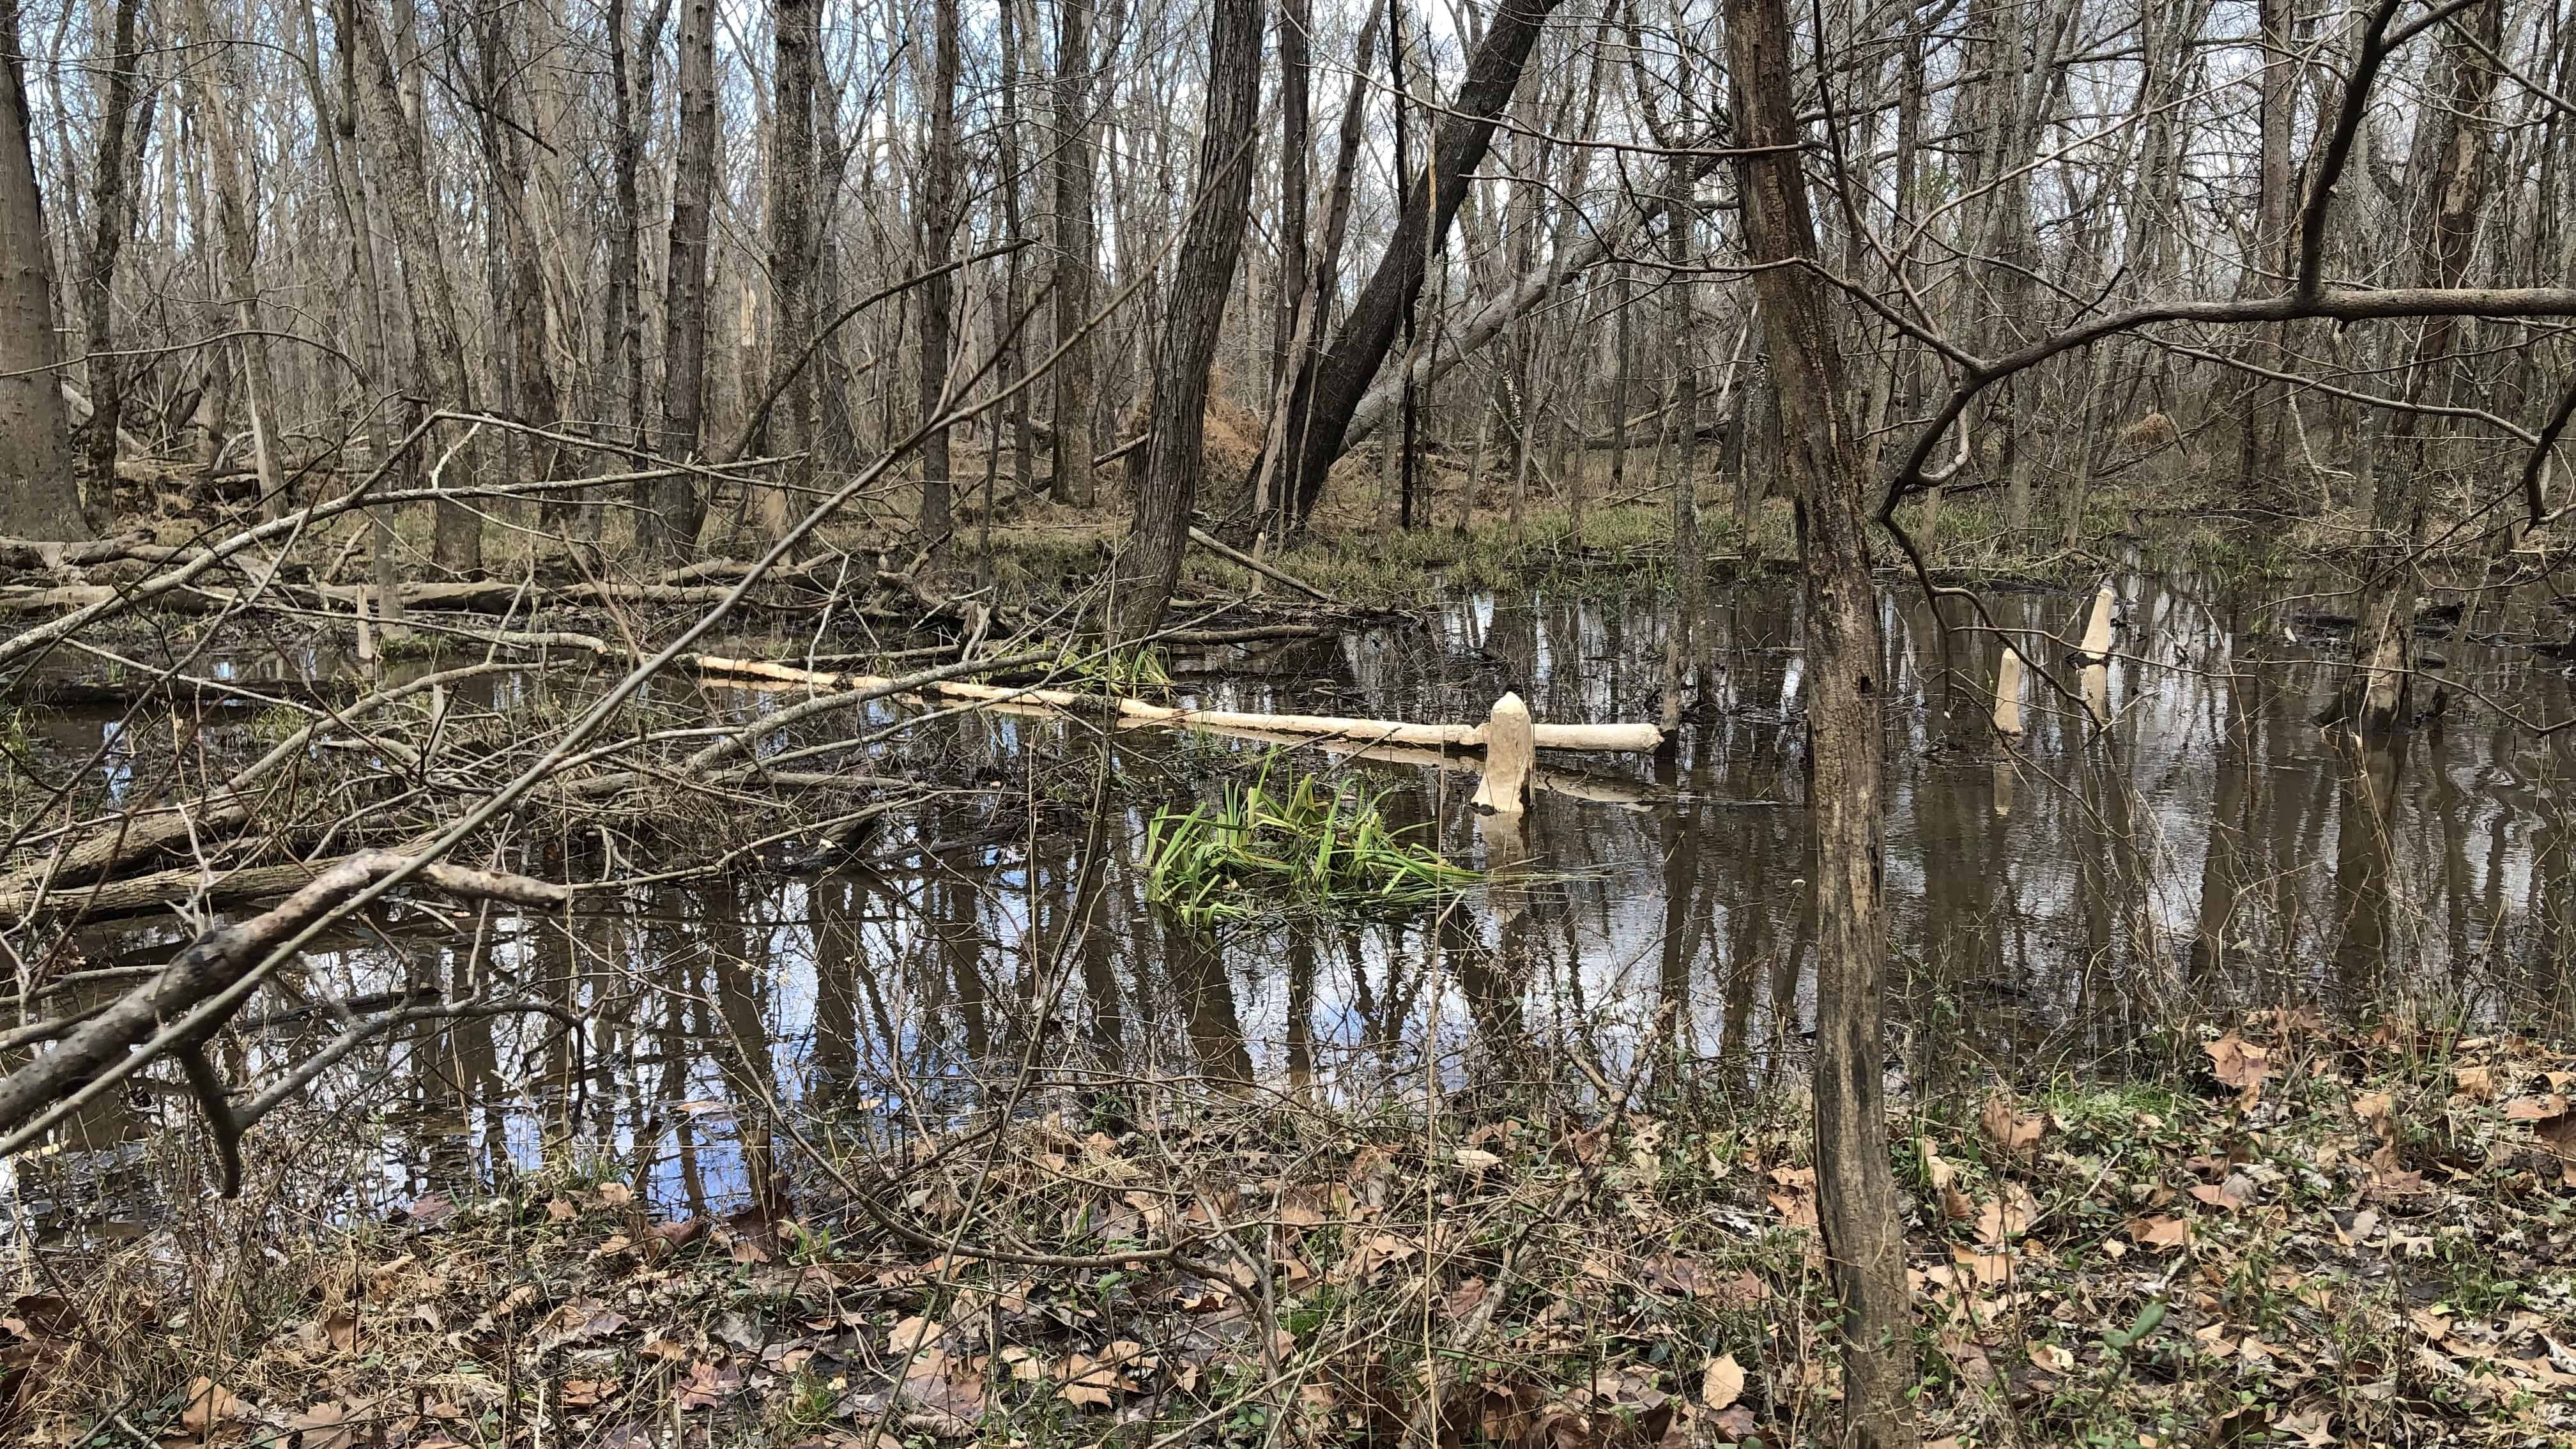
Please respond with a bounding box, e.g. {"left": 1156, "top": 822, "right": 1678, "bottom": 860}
{"left": 1141, "top": 764, "right": 1478, "bottom": 928}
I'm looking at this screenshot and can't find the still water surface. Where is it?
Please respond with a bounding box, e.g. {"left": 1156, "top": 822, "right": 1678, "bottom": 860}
{"left": 12, "top": 563, "right": 2574, "bottom": 1235}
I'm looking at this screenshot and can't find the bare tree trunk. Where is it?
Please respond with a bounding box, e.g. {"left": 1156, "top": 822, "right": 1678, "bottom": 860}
{"left": 1658, "top": 151, "right": 1698, "bottom": 735}
{"left": 2237, "top": 0, "right": 2296, "bottom": 496}
{"left": 348, "top": 0, "right": 479, "bottom": 572}
{"left": 1726, "top": 0, "right": 1914, "bottom": 1441}
{"left": 998, "top": 0, "right": 1032, "bottom": 494}
{"left": 645, "top": 0, "right": 717, "bottom": 557}
{"left": 1281, "top": 0, "right": 1564, "bottom": 525}
{"left": 78, "top": 0, "right": 146, "bottom": 518}
{"left": 2349, "top": 0, "right": 2502, "bottom": 735}
{"left": 761, "top": 0, "right": 818, "bottom": 540}
{"left": 0, "top": 0, "right": 78, "bottom": 539}
{"left": 1272, "top": 0, "right": 1309, "bottom": 390}
{"left": 1602, "top": 261, "right": 1631, "bottom": 533}
{"left": 916, "top": 0, "right": 961, "bottom": 548}
{"left": 1114, "top": 0, "right": 1262, "bottom": 638}
{"left": 1048, "top": 0, "right": 1098, "bottom": 507}
{"left": 185, "top": 0, "right": 285, "bottom": 521}
{"left": 471, "top": 5, "right": 563, "bottom": 528}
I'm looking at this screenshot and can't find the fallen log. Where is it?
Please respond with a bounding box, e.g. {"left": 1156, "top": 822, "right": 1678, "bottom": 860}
{"left": 0, "top": 850, "right": 569, "bottom": 1183}
{"left": 673, "top": 654, "right": 1663, "bottom": 753}
{"left": 1187, "top": 526, "right": 1337, "bottom": 602}
{"left": 1186, "top": 719, "right": 1664, "bottom": 809}
{"left": 0, "top": 663, "right": 525, "bottom": 896}
{"left": 0, "top": 856, "right": 352, "bottom": 926}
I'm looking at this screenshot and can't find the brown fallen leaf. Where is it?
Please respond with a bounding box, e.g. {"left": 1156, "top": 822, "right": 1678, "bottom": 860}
{"left": 534, "top": 1298, "right": 627, "bottom": 1352}
{"left": 180, "top": 1377, "right": 246, "bottom": 1435}
{"left": 2127, "top": 1215, "right": 2189, "bottom": 1250}
{"left": 1765, "top": 1166, "right": 1818, "bottom": 1230}
{"left": 1979, "top": 1091, "right": 2046, "bottom": 1153}
{"left": 1699, "top": 1354, "right": 1746, "bottom": 1411}
{"left": 2189, "top": 1174, "right": 2256, "bottom": 1212}
{"left": 546, "top": 1197, "right": 578, "bottom": 1222}
{"left": 888, "top": 1315, "right": 947, "bottom": 1356}
{"left": 2451, "top": 1064, "right": 2494, "bottom": 1101}
{"left": 596, "top": 1182, "right": 635, "bottom": 1208}
{"left": 2535, "top": 1109, "right": 2576, "bottom": 1186}
{"left": 1055, "top": 1353, "right": 1121, "bottom": 1408}
{"left": 1951, "top": 1246, "right": 2011, "bottom": 1285}
{"left": 676, "top": 1359, "right": 744, "bottom": 1410}
{"left": 321, "top": 1309, "right": 358, "bottom": 1354}
{"left": 288, "top": 1402, "right": 356, "bottom": 1449}
{"left": 2275, "top": 1407, "right": 2336, "bottom": 1448}
{"left": 1972, "top": 1183, "right": 2036, "bottom": 1246}
{"left": 2205, "top": 1032, "right": 2269, "bottom": 1106}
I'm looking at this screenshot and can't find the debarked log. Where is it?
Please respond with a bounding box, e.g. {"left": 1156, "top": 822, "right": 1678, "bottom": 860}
{"left": 678, "top": 655, "right": 1664, "bottom": 753}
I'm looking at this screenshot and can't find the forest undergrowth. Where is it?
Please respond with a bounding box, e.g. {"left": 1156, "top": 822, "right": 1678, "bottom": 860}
{"left": 13, "top": 1011, "right": 2573, "bottom": 1449}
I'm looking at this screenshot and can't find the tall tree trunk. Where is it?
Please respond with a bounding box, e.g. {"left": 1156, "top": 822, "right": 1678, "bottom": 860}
{"left": 2347, "top": 0, "right": 2502, "bottom": 735}
{"left": 1657, "top": 150, "right": 1698, "bottom": 735}
{"left": 1251, "top": 3, "right": 1379, "bottom": 527}
{"left": 1114, "top": 0, "right": 1262, "bottom": 638}
{"left": 1281, "top": 0, "right": 1565, "bottom": 525}
{"left": 472, "top": 4, "right": 563, "bottom": 528}
{"left": 0, "top": 0, "right": 79, "bottom": 539}
{"left": 1725, "top": 0, "right": 1914, "bottom": 1442}
{"left": 79, "top": 0, "right": 146, "bottom": 517}
{"left": 1605, "top": 260, "right": 1632, "bottom": 518}
{"left": 347, "top": 0, "right": 479, "bottom": 572}
{"left": 762, "top": 0, "right": 818, "bottom": 540}
{"left": 1272, "top": 0, "right": 1310, "bottom": 391}
{"left": 185, "top": 0, "right": 285, "bottom": 521}
{"left": 646, "top": 0, "right": 718, "bottom": 557}
{"left": 2237, "top": 0, "right": 2296, "bottom": 496}
{"left": 998, "top": 0, "right": 1032, "bottom": 494}
{"left": 1048, "top": 0, "right": 1097, "bottom": 507}
{"left": 916, "top": 0, "right": 962, "bottom": 548}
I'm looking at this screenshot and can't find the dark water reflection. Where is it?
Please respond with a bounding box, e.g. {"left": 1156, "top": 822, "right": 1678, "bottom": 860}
{"left": 11, "top": 562, "right": 2576, "bottom": 1231}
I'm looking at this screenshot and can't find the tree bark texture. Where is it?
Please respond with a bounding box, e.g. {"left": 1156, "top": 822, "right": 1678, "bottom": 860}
{"left": 79, "top": 0, "right": 147, "bottom": 513}
{"left": 647, "top": 0, "right": 719, "bottom": 556}
{"left": 348, "top": 0, "right": 480, "bottom": 572}
{"left": 1049, "top": 0, "right": 1098, "bottom": 507}
{"left": 1116, "top": 0, "right": 1264, "bottom": 638}
{"left": 1724, "top": 0, "right": 1917, "bottom": 1441}
{"left": 916, "top": 0, "right": 962, "bottom": 549}
{"left": 2348, "top": 0, "right": 2502, "bottom": 735}
{"left": 763, "top": 0, "right": 820, "bottom": 540}
{"left": 0, "top": 0, "right": 77, "bottom": 540}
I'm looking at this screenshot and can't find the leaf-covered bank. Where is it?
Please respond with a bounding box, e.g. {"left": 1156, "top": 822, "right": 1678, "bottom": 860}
{"left": 17, "top": 1013, "right": 2575, "bottom": 1448}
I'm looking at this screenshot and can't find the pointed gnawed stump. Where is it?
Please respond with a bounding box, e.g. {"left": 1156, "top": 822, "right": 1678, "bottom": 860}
{"left": 1472, "top": 693, "right": 1535, "bottom": 816}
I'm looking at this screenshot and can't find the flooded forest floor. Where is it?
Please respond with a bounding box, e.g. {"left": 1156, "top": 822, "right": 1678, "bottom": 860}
{"left": 5, "top": 486, "right": 2576, "bottom": 1448}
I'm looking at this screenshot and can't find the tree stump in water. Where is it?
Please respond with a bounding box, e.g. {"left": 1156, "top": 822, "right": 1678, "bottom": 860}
{"left": 1473, "top": 693, "right": 1535, "bottom": 815}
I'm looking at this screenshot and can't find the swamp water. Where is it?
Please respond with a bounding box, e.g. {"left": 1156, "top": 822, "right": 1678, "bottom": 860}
{"left": 10, "top": 562, "right": 2575, "bottom": 1238}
